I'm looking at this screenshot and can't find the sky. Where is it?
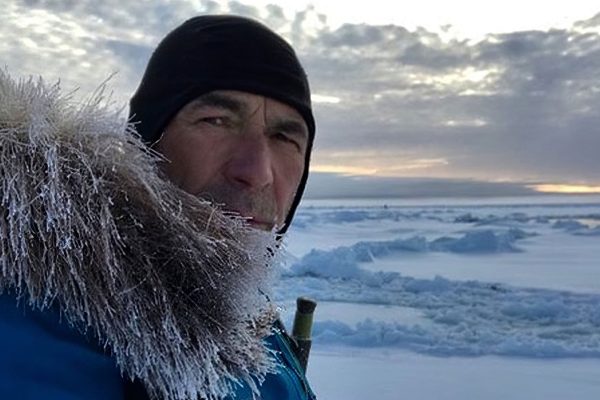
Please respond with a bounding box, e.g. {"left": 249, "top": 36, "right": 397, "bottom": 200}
{"left": 2, "top": 0, "right": 600, "bottom": 198}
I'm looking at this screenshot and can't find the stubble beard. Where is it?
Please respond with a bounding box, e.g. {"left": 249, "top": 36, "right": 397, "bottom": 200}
{"left": 196, "top": 183, "right": 281, "bottom": 230}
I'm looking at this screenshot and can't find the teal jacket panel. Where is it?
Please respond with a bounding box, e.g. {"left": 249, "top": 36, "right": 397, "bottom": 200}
{"left": 0, "top": 294, "right": 124, "bottom": 399}
{"left": 228, "top": 322, "right": 317, "bottom": 400}
{"left": 0, "top": 293, "right": 316, "bottom": 399}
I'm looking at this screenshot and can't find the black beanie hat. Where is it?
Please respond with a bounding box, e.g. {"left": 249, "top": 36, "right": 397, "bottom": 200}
{"left": 129, "top": 15, "right": 315, "bottom": 233}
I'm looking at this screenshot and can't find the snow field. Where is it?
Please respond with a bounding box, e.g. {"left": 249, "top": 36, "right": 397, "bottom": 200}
{"left": 277, "top": 197, "right": 600, "bottom": 399}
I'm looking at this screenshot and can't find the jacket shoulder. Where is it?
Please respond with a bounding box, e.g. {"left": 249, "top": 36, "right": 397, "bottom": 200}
{"left": 0, "top": 293, "right": 126, "bottom": 399}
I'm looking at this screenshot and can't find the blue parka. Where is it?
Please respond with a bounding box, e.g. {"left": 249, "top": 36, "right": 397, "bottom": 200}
{"left": 0, "top": 293, "right": 316, "bottom": 399}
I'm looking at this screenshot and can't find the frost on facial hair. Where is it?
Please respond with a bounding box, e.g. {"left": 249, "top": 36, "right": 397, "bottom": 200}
{"left": 0, "top": 70, "right": 280, "bottom": 400}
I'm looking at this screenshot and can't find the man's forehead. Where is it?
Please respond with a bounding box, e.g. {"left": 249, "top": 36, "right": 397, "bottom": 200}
{"left": 188, "top": 91, "right": 247, "bottom": 112}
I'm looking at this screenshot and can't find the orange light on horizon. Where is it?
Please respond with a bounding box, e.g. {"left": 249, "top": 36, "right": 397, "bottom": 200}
{"left": 311, "top": 164, "right": 378, "bottom": 176}
{"left": 530, "top": 184, "right": 600, "bottom": 194}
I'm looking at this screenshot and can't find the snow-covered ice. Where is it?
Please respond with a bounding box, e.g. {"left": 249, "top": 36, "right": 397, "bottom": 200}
{"left": 277, "top": 195, "right": 600, "bottom": 399}
{"left": 308, "top": 350, "right": 600, "bottom": 400}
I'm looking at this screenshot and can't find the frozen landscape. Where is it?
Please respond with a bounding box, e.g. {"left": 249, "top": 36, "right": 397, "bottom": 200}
{"left": 276, "top": 195, "right": 600, "bottom": 399}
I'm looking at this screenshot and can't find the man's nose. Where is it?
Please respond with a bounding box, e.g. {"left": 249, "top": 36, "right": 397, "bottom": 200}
{"left": 224, "top": 127, "right": 274, "bottom": 190}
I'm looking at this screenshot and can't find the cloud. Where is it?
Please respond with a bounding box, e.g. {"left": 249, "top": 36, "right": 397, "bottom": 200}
{"left": 574, "top": 12, "right": 600, "bottom": 29}
{"left": 2, "top": 1, "right": 599, "bottom": 188}
{"left": 298, "top": 17, "right": 600, "bottom": 184}
{"left": 0, "top": 0, "right": 212, "bottom": 99}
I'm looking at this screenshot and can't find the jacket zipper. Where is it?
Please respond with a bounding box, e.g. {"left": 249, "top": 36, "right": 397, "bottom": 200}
{"left": 273, "top": 328, "right": 316, "bottom": 400}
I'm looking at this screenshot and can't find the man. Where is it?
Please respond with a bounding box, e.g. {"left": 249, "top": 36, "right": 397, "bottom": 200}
{"left": 130, "top": 15, "right": 315, "bottom": 235}
{"left": 0, "top": 15, "right": 316, "bottom": 400}
{"left": 128, "top": 14, "right": 317, "bottom": 399}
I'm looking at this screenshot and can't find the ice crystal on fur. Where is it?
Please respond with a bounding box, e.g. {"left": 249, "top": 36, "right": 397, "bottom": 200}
{"left": 0, "top": 70, "right": 279, "bottom": 400}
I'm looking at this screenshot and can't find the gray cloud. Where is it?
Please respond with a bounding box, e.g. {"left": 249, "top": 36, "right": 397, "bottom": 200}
{"left": 228, "top": 1, "right": 260, "bottom": 19}
{"left": 298, "top": 17, "right": 600, "bottom": 185}
{"left": 1, "top": 0, "right": 214, "bottom": 99}
{"left": 2, "top": 0, "right": 599, "bottom": 193}
{"left": 575, "top": 12, "right": 600, "bottom": 29}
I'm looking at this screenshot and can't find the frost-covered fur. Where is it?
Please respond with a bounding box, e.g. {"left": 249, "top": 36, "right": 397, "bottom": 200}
{"left": 0, "top": 71, "right": 279, "bottom": 400}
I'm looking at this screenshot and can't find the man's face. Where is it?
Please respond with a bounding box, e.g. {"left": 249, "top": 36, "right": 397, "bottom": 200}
{"left": 156, "top": 90, "right": 309, "bottom": 231}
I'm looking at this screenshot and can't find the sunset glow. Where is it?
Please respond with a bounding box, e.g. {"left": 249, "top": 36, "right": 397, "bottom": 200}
{"left": 311, "top": 164, "right": 378, "bottom": 176}
{"left": 531, "top": 184, "right": 600, "bottom": 194}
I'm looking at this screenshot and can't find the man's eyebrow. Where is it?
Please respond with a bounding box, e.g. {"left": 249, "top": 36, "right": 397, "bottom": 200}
{"left": 190, "top": 93, "right": 246, "bottom": 113}
{"left": 188, "top": 93, "right": 309, "bottom": 137}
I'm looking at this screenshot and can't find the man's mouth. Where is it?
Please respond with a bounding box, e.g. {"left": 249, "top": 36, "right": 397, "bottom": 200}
{"left": 227, "top": 209, "right": 275, "bottom": 231}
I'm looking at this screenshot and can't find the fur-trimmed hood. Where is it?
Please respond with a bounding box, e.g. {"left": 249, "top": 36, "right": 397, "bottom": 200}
{"left": 0, "top": 71, "right": 279, "bottom": 400}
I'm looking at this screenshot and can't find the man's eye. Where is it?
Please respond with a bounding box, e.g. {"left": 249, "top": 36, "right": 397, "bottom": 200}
{"left": 274, "top": 132, "right": 301, "bottom": 151}
{"left": 200, "top": 116, "right": 227, "bottom": 126}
